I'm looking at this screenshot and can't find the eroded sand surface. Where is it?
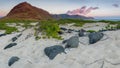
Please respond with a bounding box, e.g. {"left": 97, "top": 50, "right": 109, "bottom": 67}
{"left": 0, "top": 23, "right": 120, "bottom": 68}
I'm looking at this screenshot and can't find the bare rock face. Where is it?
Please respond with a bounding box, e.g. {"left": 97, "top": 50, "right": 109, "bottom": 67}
{"left": 5, "top": 2, "right": 52, "bottom": 20}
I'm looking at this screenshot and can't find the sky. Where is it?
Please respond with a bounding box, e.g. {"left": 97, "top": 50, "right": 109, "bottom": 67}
{"left": 0, "top": 0, "right": 120, "bottom": 19}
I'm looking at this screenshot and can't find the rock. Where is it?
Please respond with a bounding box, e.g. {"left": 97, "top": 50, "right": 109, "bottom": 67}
{"left": 17, "top": 33, "right": 22, "bottom": 37}
{"left": 4, "top": 43, "right": 17, "bottom": 49}
{"left": 44, "top": 45, "right": 65, "bottom": 60}
{"left": 62, "top": 39, "right": 68, "bottom": 44}
{"left": 58, "top": 31, "right": 64, "bottom": 35}
{"left": 60, "top": 27, "right": 67, "bottom": 31}
{"left": 78, "top": 29, "right": 86, "bottom": 37}
{"left": 65, "top": 36, "right": 79, "bottom": 48}
{"left": 8, "top": 56, "right": 20, "bottom": 66}
{"left": 12, "top": 37, "right": 17, "bottom": 42}
{"left": 11, "top": 34, "right": 22, "bottom": 42}
{"left": 99, "top": 30, "right": 107, "bottom": 32}
{"left": 25, "top": 34, "right": 32, "bottom": 40}
{"left": 0, "top": 34, "right": 6, "bottom": 37}
{"left": 67, "top": 29, "right": 74, "bottom": 33}
{"left": 89, "top": 32, "right": 104, "bottom": 44}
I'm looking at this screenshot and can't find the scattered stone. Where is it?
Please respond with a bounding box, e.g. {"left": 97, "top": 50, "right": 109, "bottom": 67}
{"left": 99, "top": 30, "right": 107, "bottom": 32}
{"left": 58, "top": 31, "right": 64, "bottom": 35}
{"left": 74, "top": 30, "right": 79, "bottom": 32}
{"left": 44, "top": 45, "right": 65, "bottom": 60}
{"left": 60, "top": 27, "right": 67, "bottom": 31}
{"left": 89, "top": 32, "right": 104, "bottom": 44}
{"left": 65, "top": 36, "right": 79, "bottom": 48}
{"left": 67, "top": 29, "right": 74, "bottom": 33}
{"left": 12, "top": 37, "right": 17, "bottom": 42}
{"left": 62, "top": 39, "right": 68, "bottom": 44}
{"left": 78, "top": 29, "right": 86, "bottom": 37}
{"left": 17, "top": 33, "right": 22, "bottom": 37}
{"left": 4, "top": 43, "right": 17, "bottom": 49}
{"left": 8, "top": 56, "right": 20, "bottom": 66}
{"left": 0, "top": 34, "right": 6, "bottom": 37}
{"left": 25, "top": 34, "right": 32, "bottom": 40}
{"left": 11, "top": 34, "right": 22, "bottom": 42}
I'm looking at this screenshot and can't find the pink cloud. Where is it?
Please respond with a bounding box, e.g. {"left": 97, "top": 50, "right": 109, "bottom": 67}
{"left": 67, "top": 6, "right": 99, "bottom": 16}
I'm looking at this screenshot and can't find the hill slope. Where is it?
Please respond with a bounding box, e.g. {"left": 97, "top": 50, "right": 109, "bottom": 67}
{"left": 4, "top": 2, "right": 52, "bottom": 20}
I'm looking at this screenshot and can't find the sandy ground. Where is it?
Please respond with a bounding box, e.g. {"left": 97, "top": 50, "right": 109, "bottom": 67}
{"left": 0, "top": 23, "right": 120, "bottom": 68}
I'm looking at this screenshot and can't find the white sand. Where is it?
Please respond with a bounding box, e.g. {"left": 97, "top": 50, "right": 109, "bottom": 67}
{"left": 0, "top": 24, "right": 120, "bottom": 68}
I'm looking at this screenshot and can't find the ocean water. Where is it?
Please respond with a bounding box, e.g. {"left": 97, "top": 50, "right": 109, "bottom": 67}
{"left": 94, "top": 16, "right": 120, "bottom": 21}
{"left": 94, "top": 19, "right": 120, "bottom": 21}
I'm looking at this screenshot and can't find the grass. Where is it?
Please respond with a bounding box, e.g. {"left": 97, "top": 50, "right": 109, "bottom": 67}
{"left": 98, "top": 20, "right": 120, "bottom": 24}
{"left": 57, "top": 19, "right": 96, "bottom": 27}
{"left": 0, "top": 23, "right": 18, "bottom": 34}
{"left": 0, "top": 18, "right": 120, "bottom": 39}
{"left": 0, "top": 19, "right": 37, "bottom": 34}
{"left": 87, "top": 30, "right": 96, "bottom": 33}
{"left": 37, "top": 20, "right": 62, "bottom": 39}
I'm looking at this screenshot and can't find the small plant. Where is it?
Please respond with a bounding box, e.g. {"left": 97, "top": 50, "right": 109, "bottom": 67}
{"left": 42, "top": 36, "right": 47, "bottom": 39}
{"left": 117, "top": 24, "right": 120, "bottom": 29}
{"left": 87, "top": 30, "right": 96, "bottom": 33}
{"left": 35, "top": 36, "right": 41, "bottom": 40}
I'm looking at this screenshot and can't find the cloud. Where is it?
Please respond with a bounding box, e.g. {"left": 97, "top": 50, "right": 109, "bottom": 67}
{"left": 67, "top": 6, "right": 99, "bottom": 16}
{"left": 113, "top": 4, "right": 119, "bottom": 8}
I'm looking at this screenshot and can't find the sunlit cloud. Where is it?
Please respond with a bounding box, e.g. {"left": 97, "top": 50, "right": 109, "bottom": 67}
{"left": 67, "top": 6, "right": 99, "bottom": 16}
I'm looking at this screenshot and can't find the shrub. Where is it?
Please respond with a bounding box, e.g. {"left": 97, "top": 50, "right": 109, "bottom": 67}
{"left": 117, "top": 24, "right": 120, "bottom": 29}
{"left": 87, "top": 30, "right": 96, "bottom": 33}
{"left": 37, "top": 20, "right": 62, "bottom": 39}
{"left": 0, "top": 23, "right": 18, "bottom": 34}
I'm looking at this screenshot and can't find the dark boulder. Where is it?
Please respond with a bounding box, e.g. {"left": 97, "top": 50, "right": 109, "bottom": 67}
{"left": 44, "top": 45, "right": 65, "bottom": 60}
{"left": 4, "top": 43, "right": 17, "bottom": 49}
{"left": 67, "top": 29, "right": 74, "bottom": 33}
{"left": 12, "top": 37, "right": 17, "bottom": 42}
{"left": 0, "top": 34, "right": 6, "bottom": 37}
{"left": 89, "top": 32, "right": 104, "bottom": 44}
{"left": 62, "top": 39, "right": 68, "bottom": 44}
{"left": 60, "top": 27, "right": 67, "bottom": 31}
{"left": 58, "top": 31, "right": 64, "bottom": 35}
{"left": 8, "top": 56, "right": 20, "bottom": 66}
{"left": 78, "top": 29, "right": 86, "bottom": 37}
{"left": 65, "top": 36, "right": 79, "bottom": 48}
{"left": 17, "top": 33, "right": 22, "bottom": 37}
{"left": 11, "top": 34, "right": 22, "bottom": 42}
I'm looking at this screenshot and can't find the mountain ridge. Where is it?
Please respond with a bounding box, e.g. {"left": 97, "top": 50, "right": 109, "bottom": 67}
{"left": 52, "top": 14, "right": 94, "bottom": 20}
{"left": 4, "top": 2, "right": 52, "bottom": 20}
{"left": 1, "top": 2, "right": 94, "bottom": 20}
